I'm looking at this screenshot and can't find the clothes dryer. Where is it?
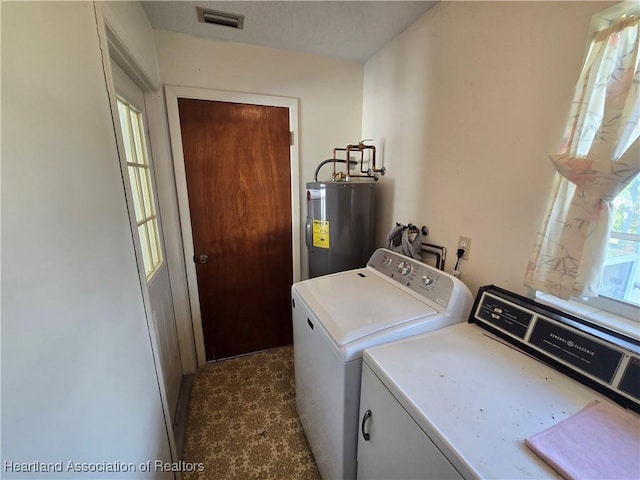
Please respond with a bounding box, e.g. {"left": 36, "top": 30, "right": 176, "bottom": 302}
{"left": 357, "top": 285, "right": 639, "bottom": 479}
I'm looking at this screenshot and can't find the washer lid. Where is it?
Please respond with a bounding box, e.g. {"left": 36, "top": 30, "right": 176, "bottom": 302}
{"left": 294, "top": 268, "right": 436, "bottom": 347}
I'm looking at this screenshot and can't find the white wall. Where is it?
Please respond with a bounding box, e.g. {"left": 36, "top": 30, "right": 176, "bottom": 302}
{"left": 362, "top": 1, "right": 616, "bottom": 297}
{"left": 1, "top": 2, "right": 172, "bottom": 476}
{"left": 153, "top": 30, "right": 364, "bottom": 279}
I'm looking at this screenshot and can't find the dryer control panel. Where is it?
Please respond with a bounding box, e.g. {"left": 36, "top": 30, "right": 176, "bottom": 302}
{"left": 367, "top": 248, "right": 468, "bottom": 313}
{"left": 471, "top": 285, "right": 640, "bottom": 413}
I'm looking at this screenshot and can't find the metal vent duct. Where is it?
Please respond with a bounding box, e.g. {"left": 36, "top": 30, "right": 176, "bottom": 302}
{"left": 197, "top": 8, "right": 244, "bottom": 30}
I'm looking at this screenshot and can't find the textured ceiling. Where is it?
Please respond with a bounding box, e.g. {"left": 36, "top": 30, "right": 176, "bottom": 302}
{"left": 142, "top": 1, "right": 437, "bottom": 62}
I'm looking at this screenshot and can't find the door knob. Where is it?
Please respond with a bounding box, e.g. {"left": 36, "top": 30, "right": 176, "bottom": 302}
{"left": 198, "top": 254, "right": 209, "bottom": 264}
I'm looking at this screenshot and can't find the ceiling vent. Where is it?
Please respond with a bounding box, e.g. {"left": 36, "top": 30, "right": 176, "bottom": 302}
{"left": 197, "top": 8, "right": 244, "bottom": 30}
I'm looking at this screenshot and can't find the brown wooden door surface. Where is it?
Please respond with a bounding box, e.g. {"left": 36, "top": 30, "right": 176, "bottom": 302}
{"left": 178, "top": 99, "right": 293, "bottom": 361}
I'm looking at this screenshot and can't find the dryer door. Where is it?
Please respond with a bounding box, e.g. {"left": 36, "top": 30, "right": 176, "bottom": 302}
{"left": 357, "top": 363, "right": 462, "bottom": 480}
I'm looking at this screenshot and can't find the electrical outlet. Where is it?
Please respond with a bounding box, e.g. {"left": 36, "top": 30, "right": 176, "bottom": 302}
{"left": 458, "top": 236, "right": 471, "bottom": 261}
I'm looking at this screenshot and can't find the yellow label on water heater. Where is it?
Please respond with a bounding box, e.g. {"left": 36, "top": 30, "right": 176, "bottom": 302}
{"left": 312, "top": 220, "right": 330, "bottom": 249}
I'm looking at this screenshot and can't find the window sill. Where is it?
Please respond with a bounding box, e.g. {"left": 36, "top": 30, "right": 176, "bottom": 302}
{"left": 535, "top": 293, "right": 639, "bottom": 341}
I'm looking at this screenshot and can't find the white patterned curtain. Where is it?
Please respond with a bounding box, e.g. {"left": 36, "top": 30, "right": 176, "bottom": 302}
{"left": 525, "top": 16, "right": 640, "bottom": 300}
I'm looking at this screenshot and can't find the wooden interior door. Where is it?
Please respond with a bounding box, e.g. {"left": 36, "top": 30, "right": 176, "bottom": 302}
{"left": 178, "top": 99, "right": 293, "bottom": 361}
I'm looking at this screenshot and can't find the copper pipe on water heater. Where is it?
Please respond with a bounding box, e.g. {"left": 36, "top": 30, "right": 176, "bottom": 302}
{"left": 327, "top": 140, "right": 386, "bottom": 181}
{"left": 346, "top": 140, "right": 386, "bottom": 179}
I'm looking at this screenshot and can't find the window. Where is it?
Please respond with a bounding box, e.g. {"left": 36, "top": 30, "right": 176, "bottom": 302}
{"left": 527, "top": 3, "right": 639, "bottom": 333}
{"left": 601, "top": 176, "right": 640, "bottom": 306}
{"left": 117, "top": 98, "right": 163, "bottom": 280}
{"left": 580, "top": 4, "right": 640, "bottom": 318}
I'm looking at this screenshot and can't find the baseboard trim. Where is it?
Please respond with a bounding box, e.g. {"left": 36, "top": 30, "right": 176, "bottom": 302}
{"left": 173, "top": 374, "right": 194, "bottom": 459}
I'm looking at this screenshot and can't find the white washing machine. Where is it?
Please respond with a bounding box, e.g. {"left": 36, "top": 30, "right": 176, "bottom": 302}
{"left": 291, "top": 248, "right": 473, "bottom": 480}
{"left": 357, "top": 285, "right": 640, "bottom": 479}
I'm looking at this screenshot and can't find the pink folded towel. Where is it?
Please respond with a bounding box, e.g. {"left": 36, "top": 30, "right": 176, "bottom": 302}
{"left": 525, "top": 400, "right": 640, "bottom": 480}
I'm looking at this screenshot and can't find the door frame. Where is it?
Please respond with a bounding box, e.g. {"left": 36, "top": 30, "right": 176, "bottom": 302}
{"left": 94, "top": 3, "right": 180, "bottom": 466}
{"left": 165, "top": 86, "right": 301, "bottom": 366}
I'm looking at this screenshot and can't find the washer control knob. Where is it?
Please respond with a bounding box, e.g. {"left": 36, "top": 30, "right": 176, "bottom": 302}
{"left": 422, "top": 273, "right": 434, "bottom": 286}
{"left": 382, "top": 254, "right": 392, "bottom": 266}
{"left": 398, "top": 261, "right": 412, "bottom": 275}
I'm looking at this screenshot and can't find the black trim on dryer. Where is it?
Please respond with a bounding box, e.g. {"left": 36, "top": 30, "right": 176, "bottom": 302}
{"left": 469, "top": 285, "right": 640, "bottom": 414}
